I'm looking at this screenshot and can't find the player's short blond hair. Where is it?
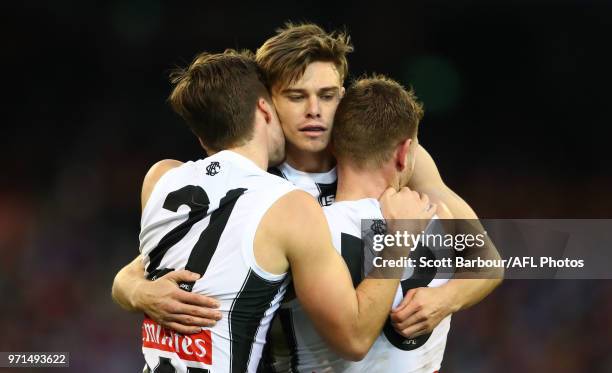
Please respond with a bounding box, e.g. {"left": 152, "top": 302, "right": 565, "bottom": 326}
{"left": 255, "top": 22, "right": 353, "bottom": 90}
{"left": 333, "top": 74, "right": 424, "bottom": 168}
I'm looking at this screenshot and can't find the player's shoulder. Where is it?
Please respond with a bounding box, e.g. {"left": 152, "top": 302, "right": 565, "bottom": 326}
{"left": 147, "top": 159, "right": 184, "bottom": 176}
{"left": 141, "top": 159, "right": 184, "bottom": 210}
{"left": 435, "top": 201, "right": 453, "bottom": 219}
{"left": 409, "top": 144, "right": 444, "bottom": 190}
{"left": 323, "top": 198, "right": 380, "bottom": 216}
{"left": 260, "top": 190, "right": 324, "bottom": 235}
{"left": 267, "top": 165, "right": 287, "bottom": 179}
{"left": 270, "top": 189, "right": 321, "bottom": 216}
{"left": 263, "top": 168, "right": 295, "bottom": 187}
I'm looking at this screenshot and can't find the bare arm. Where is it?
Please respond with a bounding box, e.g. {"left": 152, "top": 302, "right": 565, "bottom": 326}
{"left": 112, "top": 255, "right": 149, "bottom": 312}
{"left": 111, "top": 160, "right": 222, "bottom": 334}
{"left": 408, "top": 144, "right": 478, "bottom": 219}
{"left": 112, "top": 255, "right": 222, "bottom": 334}
{"left": 410, "top": 144, "right": 502, "bottom": 302}
{"left": 391, "top": 145, "right": 502, "bottom": 337}
{"left": 257, "top": 188, "right": 433, "bottom": 360}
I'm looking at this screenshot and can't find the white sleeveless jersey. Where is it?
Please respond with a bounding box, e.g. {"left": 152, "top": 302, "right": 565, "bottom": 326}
{"left": 267, "top": 174, "right": 452, "bottom": 372}
{"left": 139, "top": 150, "right": 296, "bottom": 373}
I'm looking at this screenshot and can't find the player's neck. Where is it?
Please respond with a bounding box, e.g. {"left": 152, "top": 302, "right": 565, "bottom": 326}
{"left": 284, "top": 146, "right": 335, "bottom": 173}
{"left": 335, "top": 163, "right": 394, "bottom": 202}
{"left": 222, "top": 143, "right": 269, "bottom": 171}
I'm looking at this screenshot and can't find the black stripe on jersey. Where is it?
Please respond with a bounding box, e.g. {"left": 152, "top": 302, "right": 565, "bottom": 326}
{"left": 278, "top": 308, "right": 299, "bottom": 373}
{"left": 315, "top": 181, "right": 337, "bottom": 207}
{"left": 256, "top": 323, "right": 273, "bottom": 373}
{"left": 267, "top": 166, "right": 288, "bottom": 180}
{"left": 256, "top": 315, "right": 281, "bottom": 373}
{"left": 152, "top": 357, "right": 175, "bottom": 373}
{"left": 183, "top": 188, "right": 247, "bottom": 288}
{"left": 340, "top": 233, "right": 364, "bottom": 287}
{"left": 383, "top": 243, "right": 437, "bottom": 350}
{"left": 147, "top": 185, "right": 210, "bottom": 277}
{"left": 229, "top": 269, "right": 286, "bottom": 373}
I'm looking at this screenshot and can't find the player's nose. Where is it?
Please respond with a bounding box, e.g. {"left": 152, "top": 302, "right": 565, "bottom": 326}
{"left": 306, "top": 96, "right": 321, "bottom": 118}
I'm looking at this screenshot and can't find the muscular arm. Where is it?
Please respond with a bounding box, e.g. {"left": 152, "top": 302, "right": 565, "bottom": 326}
{"left": 112, "top": 255, "right": 222, "bottom": 334}
{"left": 111, "top": 160, "right": 222, "bottom": 334}
{"left": 112, "top": 255, "right": 148, "bottom": 312}
{"left": 408, "top": 145, "right": 479, "bottom": 219}
{"left": 392, "top": 145, "right": 502, "bottom": 337}
{"left": 257, "top": 188, "right": 431, "bottom": 360}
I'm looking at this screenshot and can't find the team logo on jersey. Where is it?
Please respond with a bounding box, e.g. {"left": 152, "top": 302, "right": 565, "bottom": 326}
{"left": 371, "top": 219, "right": 387, "bottom": 235}
{"left": 206, "top": 161, "right": 221, "bottom": 176}
{"left": 142, "top": 317, "right": 212, "bottom": 364}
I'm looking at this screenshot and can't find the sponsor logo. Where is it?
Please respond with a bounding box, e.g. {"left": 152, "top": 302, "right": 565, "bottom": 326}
{"left": 142, "top": 318, "right": 212, "bottom": 364}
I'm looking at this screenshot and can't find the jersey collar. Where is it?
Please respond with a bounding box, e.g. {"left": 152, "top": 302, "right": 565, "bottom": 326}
{"left": 277, "top": 162, "right": 337, "bottom": 184}
{"left": 211, "top": 150, "right": 267, "bottom": 174}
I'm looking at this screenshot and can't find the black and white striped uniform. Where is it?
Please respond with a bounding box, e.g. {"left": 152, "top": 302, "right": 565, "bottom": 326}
{"left": 139, "top": 150, "right": 296, "bottom": 373}
{"left": 267, "top": 165, "right": 451, "bottom": 373}
{"left": 268, "top": 162, "right": 337, "bottom": 207}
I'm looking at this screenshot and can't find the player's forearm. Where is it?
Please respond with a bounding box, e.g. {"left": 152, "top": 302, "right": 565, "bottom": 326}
{"left": 305, "top": 276, "right": 400, "bottom": 361}
{"left": 302, "top": 277, "right": 399, "bottom": 361}
{"left": 440, "top": 278, "right": 502, "bottom": 313}
{"left": 331, "top": 223, "right": 422, "bottom": 357}
{"left": 111, "top": 256, "right": 147, "bottom": 312}
{"left": 344, "top": 244, "right": 409, "bottom": 356}
{"left": 351, "top": 278, "right": 400, "bottom": 353}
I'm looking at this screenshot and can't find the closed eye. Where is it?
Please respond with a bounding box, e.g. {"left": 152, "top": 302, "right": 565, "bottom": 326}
{"left": 287, "top": 95, "right": 305, "bottom": 102}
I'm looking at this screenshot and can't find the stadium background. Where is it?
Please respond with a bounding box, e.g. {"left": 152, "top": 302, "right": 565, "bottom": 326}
{"left": 2, "top": 1, "right": 611, "bottom": 371}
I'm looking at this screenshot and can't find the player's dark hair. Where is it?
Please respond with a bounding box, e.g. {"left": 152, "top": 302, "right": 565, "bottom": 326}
{"left": 255, "top": 22, "right": 353, "bottom": 90}
{"left": 168, "top": 49, "right": 270, "bottom": 151}
{"left": 333, "top": 74, "right": 424, "bottom": 168}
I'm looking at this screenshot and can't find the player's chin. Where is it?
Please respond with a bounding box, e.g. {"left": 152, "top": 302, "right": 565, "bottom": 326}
{"left": 298, "top": 136, "right": 330, "bottom": 152}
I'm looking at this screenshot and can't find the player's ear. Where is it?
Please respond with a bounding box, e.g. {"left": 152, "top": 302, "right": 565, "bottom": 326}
{"left": 257, "top": 97, "right": 273, "bottom": 124}
{"left": 395, "top": 138, "right": 412, "bottom": 171}
{"left": 339, "top": 86, "right": 346, "bottom": 99}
